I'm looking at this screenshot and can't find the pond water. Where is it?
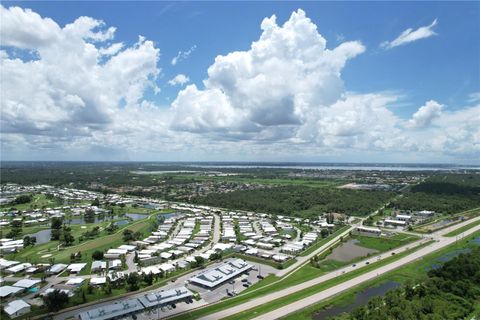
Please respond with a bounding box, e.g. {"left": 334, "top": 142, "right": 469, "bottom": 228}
{"left": 325, "top": 239, "right": 379, "bottom": 262}
{"left": 312, "top": 281, "right": 400, "bottom": 320}
{"left": 161, "top": 212, "right": 183, "bottom": 219}
{"left": 115, "top": 220, "right": 130, "bottom": 226}
{"left": 143, "top": 203, "right": 161, "bottom": 209}
{"left": 125, "top": 213, "right": 148, "bottom": 221}
{"left": 427, "top": 237, "right": 479, "bottom": 270}
{"left": 26, "top": 229, "right": 52, "bottom": 244}
{"left": 67, "top": 215, "right": 121, "bottom": 224}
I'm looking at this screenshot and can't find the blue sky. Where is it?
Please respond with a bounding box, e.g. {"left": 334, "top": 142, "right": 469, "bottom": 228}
{"left": 1, "top": 2, "right": 479, "bottom": 163}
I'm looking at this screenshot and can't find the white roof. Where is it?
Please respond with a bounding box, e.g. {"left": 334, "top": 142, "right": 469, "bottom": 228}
{"left": 65, "top": 278, "right": 85, "bottom": 286}
{"left": 0, "top": 286, "right": 23, "bottom": 298}
{"left": 90, "top": 277, "right": 107, "bottom": 285}
{"left": 67, "top": 263, "right": 87, "bottom": 272}
{"left": 141, "top": 266, "right": 161, "bottom": 275}
{"left": 159, "top": 263, "right": 175, "bottom": 272}
{"left": 49, "top": 263, "right": 68, "bottom": 273}
{"left": 0, "top": 258, "right": 19, "bottom": 268}
{"left": 7, "top": 263, "right": 32, "bottom": 273}
{"left": 4, "top": 299, "right": 30, "bottom": 316}
{"left": 12, "top": 279, "right": 41, "bottom": 288}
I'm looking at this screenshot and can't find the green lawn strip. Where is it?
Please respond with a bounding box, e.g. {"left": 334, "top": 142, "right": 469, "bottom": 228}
{"left": 280, "top": 231, "right": 480, "bottom": 320}
{"left": 444, "top": 219, "right": 480, "bottom": 237}
{"left": 299, "top": 225, "right": 350, "bottom": 257}
{"left": 240, "top": 274, "right": 279, "bottom": 294}
{"left": 169, "top": 240, "right": 432, "bottom": 320}
{"left": 222, "top": 240, "right": 435, "bottom": 320}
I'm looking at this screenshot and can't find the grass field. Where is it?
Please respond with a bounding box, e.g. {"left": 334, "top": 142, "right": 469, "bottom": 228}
{"left": 353, "top": 233, "right": 419, "bottom": 251}
{"left": 280, "top": 231, "right": 480, "bottom": 320}
{"left": 1, "top": 194, "right": 65, "bottom": 211}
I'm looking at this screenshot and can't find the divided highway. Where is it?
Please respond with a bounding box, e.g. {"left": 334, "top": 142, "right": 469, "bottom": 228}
{"left": 198, "top": 216, "right": 480, "bottom": 320}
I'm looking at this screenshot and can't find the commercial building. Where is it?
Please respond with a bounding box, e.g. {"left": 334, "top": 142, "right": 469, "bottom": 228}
{"left": 354, "top": 226, "right": 382, "bottom": 237}
{"left": 189, "top": 259, "right": 252, "bottom": 289}
{"left": 138, "top": 286, "right": 193, "bottom": 308}
{"left": 79, "top": 298, "right": 144, "bottom": 320}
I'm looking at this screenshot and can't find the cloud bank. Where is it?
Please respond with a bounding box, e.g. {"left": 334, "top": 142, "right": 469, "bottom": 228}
{"left": 1, "top": 6, "right": 478, "bottom": 162}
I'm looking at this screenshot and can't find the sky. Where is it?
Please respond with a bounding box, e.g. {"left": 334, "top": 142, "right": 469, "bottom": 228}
{"left": 0, "top": 1, "right": 479, "bottom": 164}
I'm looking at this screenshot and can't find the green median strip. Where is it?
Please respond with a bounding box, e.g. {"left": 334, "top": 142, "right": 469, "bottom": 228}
{"left": 444, "top": 219, "right": 480, "bottom": 237}
{"left": 280, "top": 230, "right": 480, "bottom": 320}
{"left": 169, "top": 240, "right": 432, "bottom": 320}
{"left": 222, "top": 240, "right": 434, "bottom": 320}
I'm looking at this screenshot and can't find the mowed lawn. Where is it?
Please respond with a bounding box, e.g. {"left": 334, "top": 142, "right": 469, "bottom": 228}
{"left": 353, "top": 233, "right": 420, "bottom": 252}
{"left": 8, "top": 213, "right": 158, "bottom": 264}
{"left": 51, "top": 216, "right": 155, "bottom": 263}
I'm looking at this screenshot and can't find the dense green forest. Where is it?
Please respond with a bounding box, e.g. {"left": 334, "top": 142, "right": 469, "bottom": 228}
{"left": 391, "top": 174, "right": 480, "bottom": 214}
{"left": 192, "top": 186, "right": 394, "bottom": 217}
{"left": 335, "top": 246, "right": 480, "bottom": 320}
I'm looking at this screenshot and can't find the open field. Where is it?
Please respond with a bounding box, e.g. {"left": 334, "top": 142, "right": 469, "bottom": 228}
{"left": 1, "top": 193, "right": 65, "bottom": 211}
{"left": 353, "top": 233, "right": 419, "bottom": 251}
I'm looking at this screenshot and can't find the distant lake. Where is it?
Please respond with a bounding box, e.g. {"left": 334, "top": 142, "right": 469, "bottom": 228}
{"left": 183, "top": 162, "right": 480, "bottom": 171}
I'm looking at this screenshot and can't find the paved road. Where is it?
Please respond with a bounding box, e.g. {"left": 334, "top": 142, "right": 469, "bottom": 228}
{"left": 197, "top": 216, "right": 480, "bottom": 320}
{"left": 252, "top": 220, "right": 480, "bottom": 320}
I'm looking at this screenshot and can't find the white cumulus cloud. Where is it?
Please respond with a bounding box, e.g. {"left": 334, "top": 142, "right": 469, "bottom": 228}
{"left": 168, "top": 74, "right": 190, "bottom": 86}
{"left": 170, "top": 9, "right": 365, "bottom": 139}
{"left": 381, "top": 19, "right": 438, "bottom": 49}
{"left": 407, "top": 100, "right": 443, "bottom": 128}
